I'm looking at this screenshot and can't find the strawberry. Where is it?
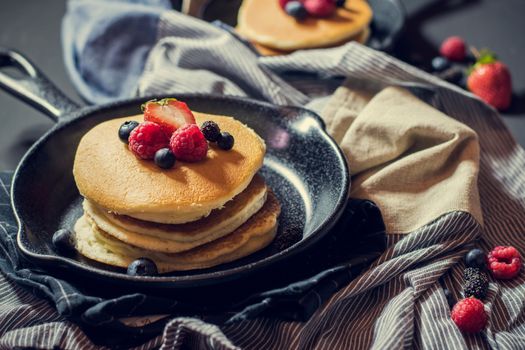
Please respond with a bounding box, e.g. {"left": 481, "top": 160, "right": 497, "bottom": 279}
{"left": 142, "top": 98, "right": 196, "bottom": 136}
{"left": 440, "top": 36, "right": 466, "bottom": 62}
{"left": 467, "top": 51, "right": 512, "bottom": 111}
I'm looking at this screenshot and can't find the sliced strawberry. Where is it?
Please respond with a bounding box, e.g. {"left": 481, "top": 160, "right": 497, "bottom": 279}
{"left": 142, "top": 98, "right": 196, "bottom": 136}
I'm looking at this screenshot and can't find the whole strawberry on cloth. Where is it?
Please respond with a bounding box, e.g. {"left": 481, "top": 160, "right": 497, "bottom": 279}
{"left": 467, "top": 50, "right": 512, "bottom": 111}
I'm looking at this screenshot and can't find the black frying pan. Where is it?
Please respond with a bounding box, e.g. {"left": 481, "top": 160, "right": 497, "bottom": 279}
{"left": 0, "top": 48, "right": 349, "bottom": 290}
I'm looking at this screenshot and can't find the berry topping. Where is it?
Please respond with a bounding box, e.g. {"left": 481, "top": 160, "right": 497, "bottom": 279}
{"left": 118, "top": 121, "right": 139, "bottom": 144}
{"left": 431, "top": 56, "right": 451, "bottom": 72}
{"left": 335, "top": 0, "right": 346, "bottom": 7}
{"left": 451, "top": 297, "right": 487, "bottom": 333}
{"left": 487, "top": 246, "right": 522, "bottom": 279}
{"left": 304, "top": 0, "right": 336, "bottom": 18}
{"left": 467, "top": 51, "right": 512, "bottom": 111}
{"left": 201, "top": 120, "right": 221, "bottom": 142}
{"left": 463, "top": 268, "right": 489, "bottom": 300}
{"left": 128, "top": 122, "right": 170, "bottom": 160}
{"left": 279, "top": 0, "right": 291, "bottom": 10}
{"left": 52, "top": 229, "right": 76, "bottom": 254}
{"left": 127, "top": 258, "right": 158, "bottom": 276}
{"left": 286, "top": 1, "right": 308, "bottom": 20}
{"left": 154, "top": 148, "right": 176, "bottom": 169}
{"left": 142, "top": 98, "right": 196, "bottom": 136}
{"left": 440, "top": 36, "right": 466, "bottom": 62}
{"left": 169, "top": 124, "right": 208, "bottom": 162}
{"left": 217, "top": 131, "right": 235, "bottom": 150}
{"left": 465, "top": 248, "right": 486, "bottom": 269}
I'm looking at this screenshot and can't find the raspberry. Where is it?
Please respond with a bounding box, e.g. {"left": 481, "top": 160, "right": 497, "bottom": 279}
{"left": 440, "top": 36, "right": 466, "bottom": 62}
{"left": 487, "top": 246, "right": 522, "bottom": 279}
{"left": 304, "top": 0, "right": 336, "bottom": 17}
{"left": 451, "top": 297, "right": 487, "bottom": 333}
{"left": 169, "top": 124, "right": 208, "bottom": 162}
{"left": 128, "top": 122, "right": 169, "bottom": 160}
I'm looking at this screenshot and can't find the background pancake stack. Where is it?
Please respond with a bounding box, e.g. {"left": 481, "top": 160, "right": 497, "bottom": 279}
{"left": 72, "top": 113, "right": 281, "bottom": 272}
{"left": 237, "top": 0, "right": 373, "bottom": 56}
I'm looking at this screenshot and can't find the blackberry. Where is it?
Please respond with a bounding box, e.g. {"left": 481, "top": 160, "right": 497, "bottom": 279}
{"left": 463, "top": 278, "right": 489, "bottom": 299}
{"left": 463, "top": 267, "right": 489, "bottom": 300}
{"left": 200, "top": 121, "right": 221, "bottom": 142}
{"left": 464, "top": 267, "right": 486, "bottom": 281}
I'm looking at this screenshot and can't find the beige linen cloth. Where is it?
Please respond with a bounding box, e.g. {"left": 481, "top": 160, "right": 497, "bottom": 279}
{"left": 321, "top": 82, "right": 482, "bottom": 234}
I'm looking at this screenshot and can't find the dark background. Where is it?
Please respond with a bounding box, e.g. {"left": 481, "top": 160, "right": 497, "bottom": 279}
{"left": 0, "top": 0, "right": 524, "bottom": 171}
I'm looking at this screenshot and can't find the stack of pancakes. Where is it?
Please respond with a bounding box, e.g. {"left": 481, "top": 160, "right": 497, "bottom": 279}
{"left": 73, "top": 113, "right": 280, "bottom": 272}
{"left": 237, "top": 0, "right": 373, "bottom": 56}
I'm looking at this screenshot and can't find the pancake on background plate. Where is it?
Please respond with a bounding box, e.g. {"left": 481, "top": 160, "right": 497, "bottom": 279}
{"left": 70, "top": 99, "right": 281, "bottom": 274}
{"left": 237, "top": 0, "right": 373, "bottom": 55}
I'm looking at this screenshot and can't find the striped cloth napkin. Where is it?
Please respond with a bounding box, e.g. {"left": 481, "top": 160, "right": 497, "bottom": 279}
{"left": 1, "top": 0, "right": 524, "bottom": 348}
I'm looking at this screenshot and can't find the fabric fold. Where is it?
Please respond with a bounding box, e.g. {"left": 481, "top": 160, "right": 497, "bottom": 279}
{"left": 322, "top": 84, "right": 482, "bottom": 233}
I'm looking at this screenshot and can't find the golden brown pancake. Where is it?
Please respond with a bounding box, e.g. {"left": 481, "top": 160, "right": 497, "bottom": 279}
{"left": 247, "top": 27, "right": 370, "bottom": 56}
{"left": 83, "top": 175, "right": 269, "bottom": 253}
{"left": 237, "top": 0, "right": 372, "bottom": 51}
{"left": 73, "top": 113, "right": 266, "bottom": 224}
{"left": 74, "top": 190, "right": 281, "bottom": 272}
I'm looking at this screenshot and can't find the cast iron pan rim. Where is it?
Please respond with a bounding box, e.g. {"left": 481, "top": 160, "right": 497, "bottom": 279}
{"left": 13, "top": 93, "right": 349, "bottom": 284}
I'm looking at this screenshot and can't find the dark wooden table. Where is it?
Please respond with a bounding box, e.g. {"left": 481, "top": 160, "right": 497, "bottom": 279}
{"left": 1, "top": 0, "right": 524, "bottom": 170}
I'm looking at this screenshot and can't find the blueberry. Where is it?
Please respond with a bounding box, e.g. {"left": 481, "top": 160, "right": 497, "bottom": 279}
{"left": 127, "top": 258, "right": 158, "bottom": 276}
{"left": 118, "top": 121, "right": 139, "bottom": 143}
{"left": 443, "top": 288, "right": 455, "bottom": 309}
{"left": 431, "top": 56, "right": 450, "bottom": 72}
{"left": 52, "top": 229, "right": 76, "bottom": 254}
{"left": 437, "top": 66, "right": 464, "bottom": 85}
{"left": 201, "top": 121, "right": 221, "bottom": 142}
{"left": 285, "top": 1, "right": 307, "bottom": 20}
{"left": 217, "top": 132, "right": 235, "bottom": 150}
{"left": 465, "top": 249, "right": 486, "bottom": 269}
{"left": 335, "top": 0, "right": 346, "bottom": 7}
{"left": 154, "top": 148, "right": 176, "bottom": 169}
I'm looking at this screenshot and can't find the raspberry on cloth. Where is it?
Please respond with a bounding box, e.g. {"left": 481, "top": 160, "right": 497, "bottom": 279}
{"left": 487, "top": 246, "right": 522, "bottom": 279}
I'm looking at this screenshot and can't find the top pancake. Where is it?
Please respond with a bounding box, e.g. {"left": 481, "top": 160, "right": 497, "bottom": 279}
{"left": 237, "top": 0, "right": 373, "bottom": 51}
{"left": 73, "top": 113, "right": 266, "bottom": 224}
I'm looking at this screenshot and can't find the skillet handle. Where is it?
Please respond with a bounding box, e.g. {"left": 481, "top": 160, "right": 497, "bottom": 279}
{"left": 0, "top": 48, "right": 80, "bottom": 123}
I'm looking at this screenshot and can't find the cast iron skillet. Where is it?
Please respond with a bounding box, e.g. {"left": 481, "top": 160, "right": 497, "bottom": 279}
{"left": 0, "top": 48, "right": 349, "bottom": 289}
